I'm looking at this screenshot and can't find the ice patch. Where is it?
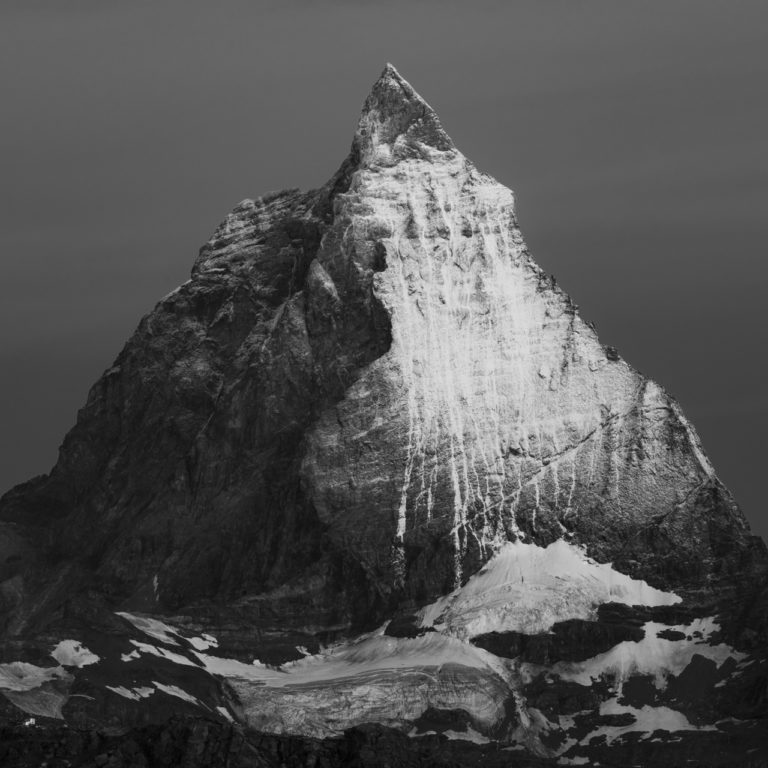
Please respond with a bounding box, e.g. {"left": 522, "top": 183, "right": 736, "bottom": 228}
{"left": 116, "top": 612, "right": 180, "bottom": 645}
{"left": 216, "top": 705, "right": 234, "bottom": 722}
{"left": 129, "top": 640, "right": 199, "bottom": 668}
{"left": 188, "top": 634, "right": 218, "bottom": 651}
{"left": 421, "top": 540, "right": 680, "bottom": 638}
{"left": 106, "top": 685, "right": 154, "bottom": 701}
{"left": 411, "top": 726, "right": 491, "bottom": 744}
{"left": 0, "top": 662, "right": 70, "bottom": 692}
{"left": 3, "top": 686, "right": 69, "bottom": 720}
{"left": 50, "top": 640, "right": 100, "bottom": 668}
{"left": 444, "top": 726, "right": 491, "bottom": 744}
{"left": 194, "top": 652, "right": 273, "bottom": 680}
{"left": 153, "top": 681, "right": 198, "bottom": 705}
{"left": 583, "top": 700, "right": 715, "bottom": 744}
{"left": 536, "top": 619, "right": 745, "bottom": 689}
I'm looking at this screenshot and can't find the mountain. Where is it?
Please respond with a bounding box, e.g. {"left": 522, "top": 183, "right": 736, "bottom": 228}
{"left": 0, "top": 64, "right": 766, "bottom": 768}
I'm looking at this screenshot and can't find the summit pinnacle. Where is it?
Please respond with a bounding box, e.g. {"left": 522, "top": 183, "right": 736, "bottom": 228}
{"left": 355, "top": 63, "right": 454, "bottom": 158}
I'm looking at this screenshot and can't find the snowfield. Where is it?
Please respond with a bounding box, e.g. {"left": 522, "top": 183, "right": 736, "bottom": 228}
{"left": 420, "top": 539, "right": 680, "bottom": 638}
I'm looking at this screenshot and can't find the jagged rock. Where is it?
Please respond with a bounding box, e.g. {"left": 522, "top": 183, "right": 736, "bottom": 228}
{"left": 0, "top": 64, "right": 766, "bottom": 767}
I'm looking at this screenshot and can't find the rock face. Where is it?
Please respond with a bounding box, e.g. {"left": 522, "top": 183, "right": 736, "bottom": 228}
{"left": 0, "top": 65, "right": 766, "bottom": 767}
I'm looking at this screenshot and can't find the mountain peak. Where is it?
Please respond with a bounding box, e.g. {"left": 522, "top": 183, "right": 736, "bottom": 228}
{"left": 1, "top": 63, "right": 765, "bottom": 768}
{"left": 370, "top": 62, "right": 418, "bottom": 99}
{"left": 354, "top": 64, "right": 454, "bottom": 160}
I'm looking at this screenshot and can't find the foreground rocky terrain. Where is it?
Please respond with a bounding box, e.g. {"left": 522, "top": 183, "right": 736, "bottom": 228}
{"left": 1, "top": 65, "right": 766, "bottom": 766}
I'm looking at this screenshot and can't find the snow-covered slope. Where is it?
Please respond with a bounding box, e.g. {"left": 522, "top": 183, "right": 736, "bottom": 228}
{"left": 420, "top": 540, "right": 680, "bottom": 638}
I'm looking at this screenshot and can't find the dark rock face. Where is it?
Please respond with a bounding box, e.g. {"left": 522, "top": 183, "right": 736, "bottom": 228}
{"left": 2, "top": 182, "right": 390, "bottom": 627}
{"left": 471, "top": 617, "right": 646, "bottom": 665}
{"left": 2, "top": 718, "right": 766, "bottom": 768}
{"left": 0, "top": 718, "right": 253, "bottom": 768}
{"left": 0, "top": 64, "right": 766, "bottom": 766}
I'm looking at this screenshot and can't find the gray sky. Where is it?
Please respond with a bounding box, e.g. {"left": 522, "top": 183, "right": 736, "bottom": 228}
{"left": 1, "top": 1, "right": 766, "bottom": 542}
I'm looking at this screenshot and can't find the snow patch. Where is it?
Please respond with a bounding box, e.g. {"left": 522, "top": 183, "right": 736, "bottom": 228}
{"left": 106, "top": 685, "right": 154, "bottom": 701}
{"left": 537, "top": 618, "right": 744, "bottom": 689}
{"left": 116, "top": 612, "right": 180, "bottom": 645}
{"left": 583, "top": 700, "right": 715, "bottom": 744}
{"left": 128, "top": 640, "right": 199, "bottom": 668}
{"left": 153, "top": 681, "right": 199, "bottom": 705}
{"left": 444, "top": 726, "right": 491, "bottom": 744}
{"left": 194, "top": 652, "right": 273, "bottom": 680}
{"left": 3, "top": 687, "right": 69, "bottom": 720}
{"left": 50, "top": 640, "right": 100, "bottom": 668}
{"left": 411, "top": 726, "right": 491, "bottom": 744}
{"left": 0, "top": 662, "right": 70, "bottom": 692}
{"left": 421, "top": 540, "right": 680, "bottom": 638}
{"left": 216, "top": 706, "right": 234, "bottom": 722}
{"left": 188, "top": 634, "right": 218, "bottom": 651}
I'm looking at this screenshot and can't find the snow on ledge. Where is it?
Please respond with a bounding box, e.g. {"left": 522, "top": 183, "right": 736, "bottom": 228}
{"left": 216, "top": 705, "right": 234, "bottom": 722}
{"left": 0, "top": 640, "right": 100, "bottom": 693}
{"left": 153, "top": 681, "right": 199, "bottom": 705}
{"left": 116, "top": 612, "right": 181, "bottom": 646}
{"left": 420, "top": 539, "right": 681, "bottom": 638}
{"left": 0, "top": 662, "right": 70, "bottom": 692}
{"left": 535, "top": 618, "right": 745, "bottom": 690}
{"left": 583, "top": 699, "right": 716, "bottom": 744}
{"left": 50, "top": 640, "right": 100, "bottom": 668}
{"left": 106, "top": 685, "right": 154, "bottom": 701}
{"left": 127, "top": 639, "right": 198, "bottom": 668}
{"left": 188, "top": 634, "right": 218, "bottom": 651}
{"left": 115, "top": 611, "right": 219, "bottom": 652}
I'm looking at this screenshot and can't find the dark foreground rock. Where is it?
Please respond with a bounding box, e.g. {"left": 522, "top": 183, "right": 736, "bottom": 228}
{"left": 1, "top": 717, "right": 767, "bottom": 768}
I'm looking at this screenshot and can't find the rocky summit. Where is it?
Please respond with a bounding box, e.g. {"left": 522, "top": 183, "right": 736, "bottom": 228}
{"left": 1, "top": 65, "right": 766, "bottom": 768}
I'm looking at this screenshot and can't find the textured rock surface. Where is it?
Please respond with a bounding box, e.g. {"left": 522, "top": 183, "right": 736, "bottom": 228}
{"left": 0, "top": 65, "right": 766, "bottom": 766}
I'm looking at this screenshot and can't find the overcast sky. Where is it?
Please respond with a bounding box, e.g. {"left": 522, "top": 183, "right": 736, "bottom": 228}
{"left": 1, "top": 1, "right": 766, "bottom": 542}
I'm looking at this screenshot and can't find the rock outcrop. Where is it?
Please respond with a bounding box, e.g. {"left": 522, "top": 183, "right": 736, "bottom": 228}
{"left": 0, "top": 65, "right": 765, "bottom": 767}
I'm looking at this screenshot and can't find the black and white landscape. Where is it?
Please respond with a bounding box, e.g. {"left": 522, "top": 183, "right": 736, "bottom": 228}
{"left": 0, "top": 61, "right": 766, "bottom": 768}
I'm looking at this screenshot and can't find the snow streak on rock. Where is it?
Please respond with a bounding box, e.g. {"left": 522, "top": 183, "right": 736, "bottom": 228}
{"left": 529, "top": 618, "right": 744, "bottom": 690}
{"left": 116, "top": 612, "right": 181, "bottom": 646}
{"left": 0, "top": 663, "right": 70, "bottom": 692}
{"left": 303, "top": 64, "right": 734, "bottom": 593}
{"left": 50, "top": 640, "right": 100, "bottom": 668}
{"left": 106, "top": 685, "right": 154, "bottom": 702}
